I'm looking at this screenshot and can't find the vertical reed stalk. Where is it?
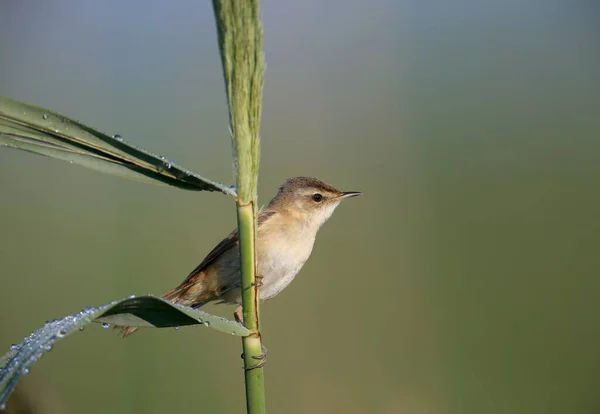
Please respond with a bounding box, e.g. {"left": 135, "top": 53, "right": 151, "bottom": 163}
{"left": 211, "top": 0, "right": 266, "bottom": 412}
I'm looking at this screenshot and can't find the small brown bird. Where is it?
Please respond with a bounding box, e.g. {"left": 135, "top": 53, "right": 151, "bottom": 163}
{"left": 121, "top": 177, "right": 361, "bottom": 337}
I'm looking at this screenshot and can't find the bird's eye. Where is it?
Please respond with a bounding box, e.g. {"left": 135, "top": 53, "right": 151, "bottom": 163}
{"left": 312, "top": 193, "right": 323, "bottom": 202}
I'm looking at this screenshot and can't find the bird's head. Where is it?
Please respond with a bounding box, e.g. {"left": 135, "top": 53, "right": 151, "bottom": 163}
{"left": 268, "top": 177, "right": 361, "bottom": 230}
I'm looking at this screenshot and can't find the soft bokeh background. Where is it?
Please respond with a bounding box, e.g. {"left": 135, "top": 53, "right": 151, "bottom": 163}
{"left": 1, "top": 1, "right": 599, "bottom": 413}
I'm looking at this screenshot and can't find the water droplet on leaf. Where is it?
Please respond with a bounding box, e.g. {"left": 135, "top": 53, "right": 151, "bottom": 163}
{"left": 113, "top": 134, "right": 123, "bottom": 142}
{"left": 43, "top": 114, "right": 48, "bottom": 119}
{"left": 102, "top": 323, "right": 110, "bottom": 329}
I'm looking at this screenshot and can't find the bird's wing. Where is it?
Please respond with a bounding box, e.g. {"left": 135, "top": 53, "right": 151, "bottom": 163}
{"left": 181, "top": 228, "right": 238, "bottom": 284}
{"left": 181, "top": 209, "right": 277, "bottom": 284}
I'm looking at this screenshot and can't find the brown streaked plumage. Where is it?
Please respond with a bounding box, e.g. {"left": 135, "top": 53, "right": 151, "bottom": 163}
{"left": 120, "top": 177, "right": 361, "bottom": 337}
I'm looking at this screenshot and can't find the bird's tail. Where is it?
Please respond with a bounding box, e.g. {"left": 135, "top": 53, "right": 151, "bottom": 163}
{"left": 117, "top": 284, "right": 196, "bottom": 338}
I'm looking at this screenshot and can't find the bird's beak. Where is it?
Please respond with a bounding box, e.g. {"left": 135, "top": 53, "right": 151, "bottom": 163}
{"left": 338, "top": 191, "right": 362, "bottom": 200}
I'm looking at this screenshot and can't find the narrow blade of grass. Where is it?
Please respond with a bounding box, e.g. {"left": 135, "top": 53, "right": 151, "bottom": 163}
{"left": 0, "top": 96, "right": 236, "bottom": 196}
{"left": 0, "top": 295, "right": 250, "bottom": 406}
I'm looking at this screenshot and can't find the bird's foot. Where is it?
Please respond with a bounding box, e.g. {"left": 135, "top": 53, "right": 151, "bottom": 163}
{"left": 241, "top": 344, "right": 268, "bottom": 371}
{"left": 249, "top": 274, "right": 264, "bottom": 289}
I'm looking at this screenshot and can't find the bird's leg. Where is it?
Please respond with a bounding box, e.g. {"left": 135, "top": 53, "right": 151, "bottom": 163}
{"left": 233, "top": 274, "right": 261, "bottom": 323}
{"left": 236, "top": 273, "right": 267, "bottom": 370}
{"left": 236, "top": 304, "right": 268, "bottom": 369}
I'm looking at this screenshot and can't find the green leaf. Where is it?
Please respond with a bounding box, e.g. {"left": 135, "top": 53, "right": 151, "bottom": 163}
{"left": 0, "top": 96, "right": 237, "bottom": 196}
{"left": 0, "top": 295, "right": 250, "bottom": 406}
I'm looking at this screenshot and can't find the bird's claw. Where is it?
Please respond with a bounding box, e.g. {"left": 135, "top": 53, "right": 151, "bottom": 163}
{"left": 249, "top": 274, "right": 264, "bottom": 288}
{"left": 242, "top": 344, "right": 268, "bottom": 371}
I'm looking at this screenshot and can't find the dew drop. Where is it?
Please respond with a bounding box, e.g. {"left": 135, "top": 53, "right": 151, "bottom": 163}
{"left": 1, "top": 402, "right": 6, "bottom": 410}
{"left": 10, "top": 344, "right": 18, "bottom": 351}
{"left": 102, "top": 323, "right": 110, "bottom": 329}
{"left": 167, "top": 163, "right": 172, "bottom": 169}
{"left": 42, "top": 114, "right": 48, "bottom": 120}
{"left": 203, "top": 321, "right": 211, "bottom": 327}
{"left": 79, "top": 326, "right": 85, "bottom": 332}
{"left": 113, "top": 134, "right": 123, "bottom": 142}
{"left": 23, "top": 368, "right": 30, "bottom": 375}
{"left": 174, "top": 326, "right": 180, "bottom": 331}
{"left": 43, "top": 344, "right": 53, "bottom": 352}
{"left": 129, "top": 294, "right": 136, "bottom": 299}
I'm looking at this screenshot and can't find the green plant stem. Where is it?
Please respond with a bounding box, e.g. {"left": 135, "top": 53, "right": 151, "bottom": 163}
{"left": 237, "top": 202, "right": 266, "bottom": 413}
{"left": 211, "top": 0, "right": 266, "bottom": 412}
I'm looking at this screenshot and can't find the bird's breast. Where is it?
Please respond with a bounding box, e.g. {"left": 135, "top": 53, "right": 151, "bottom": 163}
{"left": 256, "top": 222, "right": 316, "bottom": 301}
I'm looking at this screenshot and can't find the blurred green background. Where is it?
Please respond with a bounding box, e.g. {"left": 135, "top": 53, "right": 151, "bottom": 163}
{"left": 1, "top": 1, "right": 600, "bottom": 413}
